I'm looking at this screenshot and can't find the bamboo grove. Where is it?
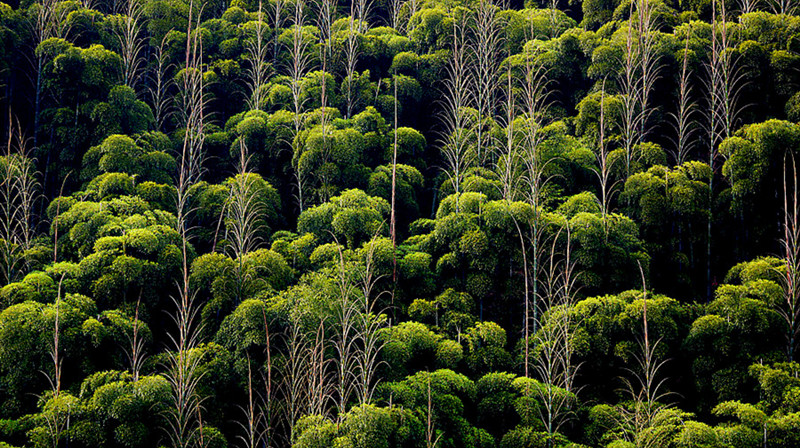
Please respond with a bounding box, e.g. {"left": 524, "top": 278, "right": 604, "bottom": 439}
{"left": 2, "top": 0, "right": 800, "bottom": 445}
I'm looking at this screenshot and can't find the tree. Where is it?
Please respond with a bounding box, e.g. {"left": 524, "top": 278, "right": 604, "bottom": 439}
{"left": 621, "top": 162, "right": 711, "bottom": 297}
{"left": 721, "top": 120, "right": 800, "bottom": 260}
{"left": 286, "top": 0, "right": 314, "bottom": 212}
{"left": 0, "top": 293, "right": 133, "bottom": 414}
{"left": 685, "top": 258, "right": 785, "bottom": 409}
{"left": 380, "top": 369, "right": 494, "bottom": 448}
{"left": 529, "top": 225, "right": 580, "bottom": 444}
{"left": 244, "top": 0, "right": 271, "bottom": 111}
{"left": 617, "top": 0, "right": 660, "bottom": 178}
{"left": 439, "top": 16, "right": 474, "bottom": 207}
{"left": 91, "top": 86, "right": 155, "bottom": 139}
{"left": 704, "top": 0, "right": 746, "bottom": 299}
{"left": 30, "top": 0, "right": 73, "bottom": 149}
{"left": 165, "top": 3, "right": 206, "bottom": 446}
{"left": 469, "top": 0, "right": 502, "bottom": 167}
{"left": 82, "top": 133, "right": 175, "bottom": 185}
{"left": 113, "top": 0, "right": 146, "bottom": 90}
{"left": 782, "top": 158, "right": 800, "bottom": 362}
{"left": 670, "top": 30, "right": 699, "bottom": 166}
{"left": 0, "top": 122, "right": 41, "bottom": 285}
{"left": 147, "top": 34, "right": 174, "bottom": 132}
{"left": 297, "top": 189, "right": 389, "bottom": 248}
{"left": 614, "top": 268, "right": 682, "bottom": 448}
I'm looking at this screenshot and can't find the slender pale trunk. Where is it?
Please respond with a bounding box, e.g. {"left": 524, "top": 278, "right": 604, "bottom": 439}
{"left": 390, "top": 77, "right": 398, "bottom": 282}
{"left": 783, "top": 159, "right": 800, "bottom": 362}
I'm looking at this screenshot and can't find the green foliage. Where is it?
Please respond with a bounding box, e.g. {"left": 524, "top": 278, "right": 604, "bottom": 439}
{"left": 91, "top": 86, "right": 154, "bottom": 139}
{"left": 570, "top": 290, "right": 695, "bottom": 403}
{"left": 3, "top": 0, "right": 800, "bottom": 446}
{"left": 82, "top": 134, "right": 176, "bottom": 185}
{"left": 294, "top": 404, "right": 420, "bottom": 448}
{"left": 380, "top": 369, "right": 492, "bottom": 448}
{"left": 298, "top": 189, "right": 389, "bottom": 248}
{"left": 565, "top": 212, "right": 649, "bottom": 292}
{"left": 684, "top": 260, "right": 785, "bottom": 409}
{"left": 382, "top": 321, "right": 463, "bottom": 378}
{"left": 621, "top": 162, "right": 711, "bottom": 295}
{"left": 0, "top": 294, "right": 137, "bottom": 414}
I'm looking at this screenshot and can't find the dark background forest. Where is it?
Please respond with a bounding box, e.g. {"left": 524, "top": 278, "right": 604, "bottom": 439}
{"left": 0, "top": 0, "right": 799, "bottom": 445}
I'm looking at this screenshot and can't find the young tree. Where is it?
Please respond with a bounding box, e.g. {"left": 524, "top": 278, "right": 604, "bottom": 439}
{"left": 314, "top": 0, "right": 336, "bottom": 201}
{"left": 703, "top": 0, "right": 744, "bottom": 299}
{"left": 669, "top": 32, "right": 697, "bottom": 165}
{"left": 148, "top": 34, "right": 175, "bottom": 132}
{"left": 592, "top": 82, "right": 617, "bottom": 227}
{"left": 635, "top": 0, "right": 659, "bottom": 142}
{"left": 354, "top": 236, "right": 388, "bottom": 405}
{"left": 616, "top": 265, "right": 679, "bottom": 447}
{"left": 532, "top": 226, "right": 580, "bottom": 444}
{"left": 306, "top": 318, "right": 332, "bottom": 416}
{"left": 618, "top": 0, "right": 660, "bottom": 177}
{"left": 245, "top": 0, "right": 271, "bottom": 111}
{"left": 288, "top": 0, "right": 312, "bottom": 212}
{"left": 739, "top": 0, "right": 760, "bottom": 14}
{"left": 389, "top": 0, "right": 403, "bottom": 31}
{"left": 116, "top": 0, "right": 146, "bottom": 90}
{"left": 469, "top": 0, "right": 502, "bottom": 167}
{"left": 390, "top": 76, "right": 398, "bottom": 270}
{"left": 343, "top": 6, "right": 359, "bottom": 120}
{"left": 440, "top": 18, "right": 474, "bottom": 211}
{"left": 782, "top": 157, "right": 800, "bottom": 362}
{"left": 496, "top": 67, "right": 519, "bottom": 203}
{"left": 0, "top": 118, "right": 40, "bottom": 285}
{"left": 225, "top": 140, "right": 267, "bottom": 304}
{"left": 494, "top": 65, "right": 536, "bottom": 376}
{"left": 333, "top": 242, "right": 358, "bottom": 418}
{"left": 126, "top": 298, "right": 147, "bottom": 382}
{"left": 342, "top": 0, "right": 370, "bottom": 118}
{"left": 236, "top": 357, "right": 263, "bottom": 448}
{"left": 272, "top": 0, "right": 286, "bottom": 63}
{"left": 41, "top": 278, "right": 69, "bottom": 448}
{"left": 282, "top": 312, "right": 310, "bottom": 444}
{"left": 354, "top": 0, "right": 371, "bottom": 32}
{"left": 260, "top": 310, "right": 275, "bottom": 447}
{"left": 425, "top": 373, "right": 442, "bottom": 448}
{"left": 619, "top": 9, "right": 640, "bottom": 176}
{"left": 713, "top": 1, "right": 745, "bottom": 144}
{"left": 770, "top": 0, "right": 795, "bottom": 16}
{"left": 31, "top": 0, "right": 72, "bottom": 149}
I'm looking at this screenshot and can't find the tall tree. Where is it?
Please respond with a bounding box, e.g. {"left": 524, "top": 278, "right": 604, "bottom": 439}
{"left": 616, "top": 266, "right": 679, "bottom": 448}
{"left": 31, "top": 0, "right": 71, "bottom": 149}
{"left": 703, "top": 0, "right": 743, "bottom": 299}
{"left": 520, "top": 22, "right": 553, "bottom": 347}
{"left": 354, "top": 236, "right": 388, "bottom": 405}
{"left": 165, "top": 3, "right": 207, "bottom": 446}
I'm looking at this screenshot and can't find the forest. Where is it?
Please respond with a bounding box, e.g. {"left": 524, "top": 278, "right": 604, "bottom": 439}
{"left": 0, "top": 0, "right": 800, "bottom": 444}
